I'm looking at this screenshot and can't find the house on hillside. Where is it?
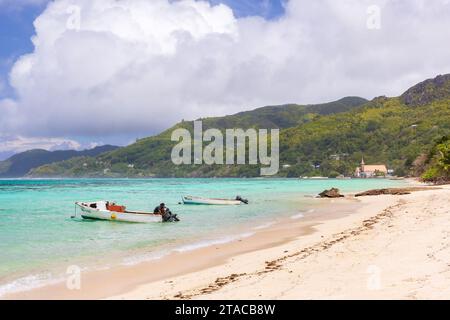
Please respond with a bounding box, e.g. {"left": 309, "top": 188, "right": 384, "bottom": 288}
{"left": 354, "top": 157, "right": 388, "bottom": 178}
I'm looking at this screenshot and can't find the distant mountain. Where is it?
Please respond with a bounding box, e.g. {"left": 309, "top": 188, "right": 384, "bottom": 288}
{"left": 0, "top": 151, "right": 15, "bottom": 162}
{"left": 29, "top": 74, "right": 450, "bottom": 178}
{"left": 0, "top": 145, "right": 119, "bottom": 177}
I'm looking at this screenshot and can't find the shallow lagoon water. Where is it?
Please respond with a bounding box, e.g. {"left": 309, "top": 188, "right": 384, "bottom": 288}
{"left": 0, "top": 178, "right": 408, "bottom": 295}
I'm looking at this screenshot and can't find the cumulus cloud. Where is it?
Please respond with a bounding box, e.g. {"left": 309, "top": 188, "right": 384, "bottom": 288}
{"left": 0, "top": 78, "right": 5, "bottom": 95}
{"left": 1, "top": 0, "right": 450, "bottom": 144}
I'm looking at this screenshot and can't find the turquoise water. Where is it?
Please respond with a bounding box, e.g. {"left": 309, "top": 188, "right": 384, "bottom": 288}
{"left": 0, "top": 178, "right": 408, "bottom": 295}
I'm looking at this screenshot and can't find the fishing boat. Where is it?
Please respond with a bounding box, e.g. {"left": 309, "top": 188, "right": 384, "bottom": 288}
{"left": 75, "top": 201, "right": 163, "bottom": 223}
{"left": 181, "top": 195, "right": 248, "bottom": 205}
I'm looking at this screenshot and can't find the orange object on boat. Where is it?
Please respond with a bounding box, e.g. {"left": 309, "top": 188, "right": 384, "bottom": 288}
{"left": 107, "top": 204, "right": 126, "bottom": 213}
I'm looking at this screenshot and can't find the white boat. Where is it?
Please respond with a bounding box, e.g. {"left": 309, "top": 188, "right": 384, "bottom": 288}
{"left": 181, "top": 196, "right": 248, "bottom": 205}
{"left": 75, "top": 201, "right": 162, "bottom": 223}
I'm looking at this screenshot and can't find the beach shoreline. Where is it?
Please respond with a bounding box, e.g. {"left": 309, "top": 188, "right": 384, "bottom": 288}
{"left": 4, "top": 193, "right": 363, "bottom": 299}
{"left": 5, "top": 181, "right": 449, "bottom": 300}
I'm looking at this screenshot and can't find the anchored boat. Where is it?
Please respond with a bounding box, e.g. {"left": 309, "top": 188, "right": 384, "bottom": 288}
{"left": 181, "top": 195, "right": 248, "bottom": 205}
{"left": 75, "top": 201, "right": 164, "bottom": 223}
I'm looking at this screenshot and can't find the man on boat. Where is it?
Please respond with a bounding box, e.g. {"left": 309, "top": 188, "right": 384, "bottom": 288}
{"left": 154, "top": 203, "right": 180, "bottom": 222}
{"left": 154, "top": 203, "right": 166, "bottom": 214}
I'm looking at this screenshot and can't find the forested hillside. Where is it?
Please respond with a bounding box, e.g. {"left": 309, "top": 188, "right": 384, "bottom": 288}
{"left": 28, "top": 75, "right": 450, "bottom": 178}
{"left": 0, "top": 145, "right": 119, "bottom": 177}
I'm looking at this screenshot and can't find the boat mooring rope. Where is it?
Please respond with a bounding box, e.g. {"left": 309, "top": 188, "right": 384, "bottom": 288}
{"left": 71, "top": 203, "right": 77, "bottom": 219}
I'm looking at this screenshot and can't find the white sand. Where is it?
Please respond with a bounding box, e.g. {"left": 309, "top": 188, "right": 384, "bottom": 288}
{"left": 110, "top": 185, "right": 450, "bottom": 300}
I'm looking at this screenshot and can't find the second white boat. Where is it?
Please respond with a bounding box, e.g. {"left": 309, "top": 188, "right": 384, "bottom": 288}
{"left": 181, "top": 195, "right": 248, "bottom": 205}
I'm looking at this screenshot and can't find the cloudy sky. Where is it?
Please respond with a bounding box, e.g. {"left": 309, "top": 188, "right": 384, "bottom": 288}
{"left": 0, "top": 0, "right": 449, "bottom": 160}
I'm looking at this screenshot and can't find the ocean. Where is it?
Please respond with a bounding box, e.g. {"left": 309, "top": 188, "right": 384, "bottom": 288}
{"left": 0, "top": 178, "right": 408, "bottom": 296}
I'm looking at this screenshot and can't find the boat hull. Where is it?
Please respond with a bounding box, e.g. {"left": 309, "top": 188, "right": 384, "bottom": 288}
{"left": 182, "top": 196, "right": 242, "bottom": 205}
{"left": 76, "top": 202, "right": 161, "bottom": 223}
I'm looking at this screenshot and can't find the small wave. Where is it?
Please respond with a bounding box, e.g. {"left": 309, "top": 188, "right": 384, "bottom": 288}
{"left": 0, "top": 265, "right": 99, "bottom": 298}
{"left": 0, "top": 273, "right": 61, "bottom": 298}
{"left": 253, "top": 222, "right": 275, "bottom": 230}
{"left": 291, "top": 213, "right": 304, "bottom": 219}
{"left": 291, "top": 208, "right": 314, "bottom": 219}
{"left": 91, "top": 265, "right": 112, "bottom": 271}
{"left": 122, "top": 232, "right": 256, "bottom": 265}
{"left": 121, "top": 251, "right": 169, "bottom": 266}
{"left": 174, "top": 232, "right": 255, "bottom": 253}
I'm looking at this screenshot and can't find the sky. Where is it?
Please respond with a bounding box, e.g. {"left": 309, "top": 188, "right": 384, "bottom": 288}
{"left": 0, "top": 0, "right": 285, "bottom": 101}
{"left": 0, "top": 0, "right": 449, "bottom": 160}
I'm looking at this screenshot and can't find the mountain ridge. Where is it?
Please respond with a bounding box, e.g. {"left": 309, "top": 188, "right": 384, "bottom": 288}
{"left": 28, "top": 96, "right": 369, "bottom": 177}
{"left": 28, "top": 74, "right": 450, "bottom": 178}
{"left": 0, "top": 145, "right": 120, "bottom": 177}
{"left": 401, "top": 74, "right": 450, "bottom": 107}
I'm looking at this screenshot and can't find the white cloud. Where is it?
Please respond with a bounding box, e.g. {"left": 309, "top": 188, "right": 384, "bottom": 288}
{"left": 0, "top": 134, "right": 81, "bottom": 154}
{"left": 0, "top": 78, "right": 5, "bottom": 95}
{"left": 2, "top": 0, "right": 450, "bottom": 142}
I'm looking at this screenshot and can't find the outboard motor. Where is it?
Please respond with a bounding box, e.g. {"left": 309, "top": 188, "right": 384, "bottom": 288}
{"left": 162, "top": 209, "right": 180, "bottom": 222}
{"left": 236, "top": 195, "right": 249, "bottom": 204}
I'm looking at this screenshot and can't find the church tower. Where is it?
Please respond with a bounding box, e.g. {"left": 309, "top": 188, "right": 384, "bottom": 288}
{"left": 360, "top": 157, "right": 365, "bottom": 173}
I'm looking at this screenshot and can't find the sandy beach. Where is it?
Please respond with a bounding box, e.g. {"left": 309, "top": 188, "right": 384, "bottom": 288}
{"left": 5, "top": 183, "right": 449, "bottom": 300}
{"left": 110, "top": 185, "right": 450, "bottom": 300}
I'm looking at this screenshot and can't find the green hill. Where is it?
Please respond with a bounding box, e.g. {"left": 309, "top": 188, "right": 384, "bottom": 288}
{"left": 0, "top": 145, "right": 119, "bottom": 177}
{"left": 279, "top": 96, "right": 450, "bottom": 177}
{"left": 196, "top": 96, "right": 368, "bottom": 130}
{"left": 28, "top": 97, "right": 368, "bottom": 177}
{"left": 29, "top": 74, "right": 450, "bottom": 178}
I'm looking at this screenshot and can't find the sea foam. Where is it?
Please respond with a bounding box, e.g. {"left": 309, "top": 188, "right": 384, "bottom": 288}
{"left": 173, "top": 232, "right": 255, "bottom": 253}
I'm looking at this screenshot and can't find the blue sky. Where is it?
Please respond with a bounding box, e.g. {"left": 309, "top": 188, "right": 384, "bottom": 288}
{"left": 209, "top": 0, "right": 285, "bottom": 19}
{"left": 0, "top": 1, "right": 47, "bottom": 98}
{"left": 0, "top": 0, "right": 286, "bottom": 98}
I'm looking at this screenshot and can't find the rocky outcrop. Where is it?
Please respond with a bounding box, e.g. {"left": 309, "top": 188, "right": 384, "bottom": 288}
{"left": 354, "top": 187, "right": 436, "bottom": 197}
{"left": 355, "top": 188, "right": 410, "bottom": 197}
{"left": 318, "top": 188, "right": 344, "bottom": 198}
{"left": 401, "top": 74, "right": 450, "bottom": 107}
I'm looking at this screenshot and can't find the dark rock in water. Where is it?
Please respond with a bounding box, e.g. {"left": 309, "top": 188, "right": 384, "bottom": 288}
{"left": 318, "top": 188, "right": 344, "bottom": 198}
